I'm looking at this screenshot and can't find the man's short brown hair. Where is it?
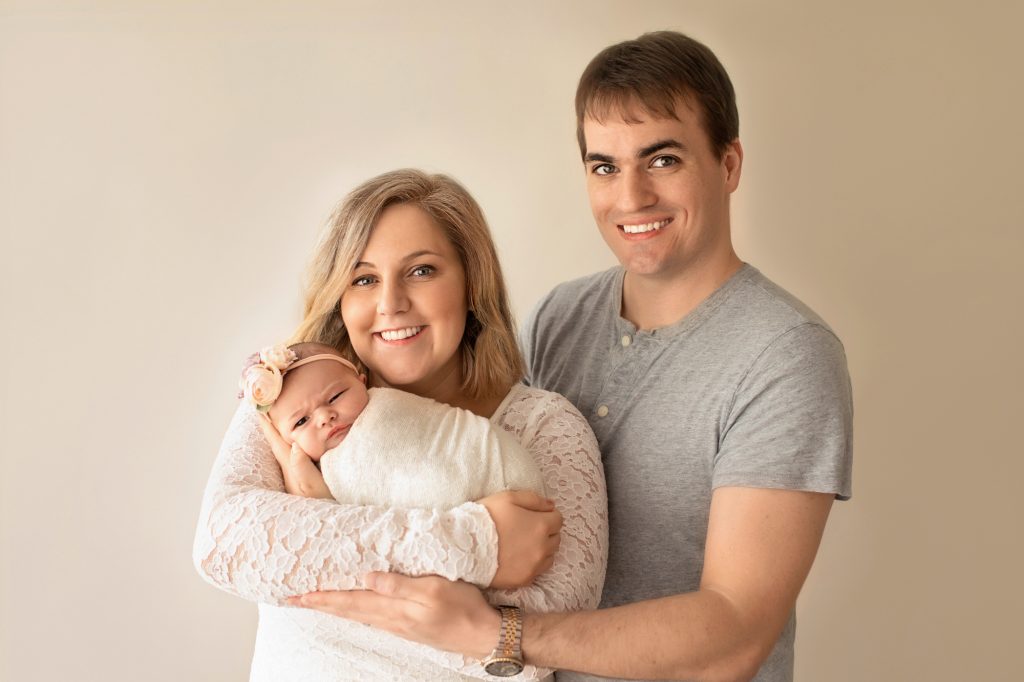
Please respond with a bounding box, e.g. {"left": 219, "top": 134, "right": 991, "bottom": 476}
{"left": 575, "top": 31, "right": 739, "bottom": 159}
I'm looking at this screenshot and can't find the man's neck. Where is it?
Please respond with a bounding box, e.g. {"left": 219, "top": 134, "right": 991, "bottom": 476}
{"left": 620, "top": 253, "right": 743, "bottom": 331}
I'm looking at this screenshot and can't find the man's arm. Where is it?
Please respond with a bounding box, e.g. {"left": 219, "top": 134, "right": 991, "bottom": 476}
{"left": 524, "top": 486, "right": 833, "bottom": 681}
{"left": 292, "top": 485, "right": 833, "bottom": 682}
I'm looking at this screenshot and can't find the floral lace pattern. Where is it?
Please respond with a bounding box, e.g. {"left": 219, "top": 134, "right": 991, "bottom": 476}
{"left": 193, "top": 384, "right": 608, "bottom": 681}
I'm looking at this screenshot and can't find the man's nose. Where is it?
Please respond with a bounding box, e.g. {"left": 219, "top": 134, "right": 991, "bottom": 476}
{"left": 376, "top": 279, "right": 410, "bottom": 316}
{"left": 618, "top": 170, "right": 657, "bottom": 213}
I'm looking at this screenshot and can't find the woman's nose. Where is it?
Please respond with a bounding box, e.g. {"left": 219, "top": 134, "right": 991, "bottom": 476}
{"left": 376, "top": 279, "right": 410, "bottom": 316}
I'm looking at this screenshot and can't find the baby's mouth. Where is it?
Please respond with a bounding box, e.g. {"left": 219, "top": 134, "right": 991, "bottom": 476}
{"left": 328, "top": 424, "right": 351, "bottom": 440}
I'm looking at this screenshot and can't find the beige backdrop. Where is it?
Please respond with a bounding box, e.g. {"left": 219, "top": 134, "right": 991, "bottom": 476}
{"left": 2, "top": 1, "right": 1022, "bottom": 680}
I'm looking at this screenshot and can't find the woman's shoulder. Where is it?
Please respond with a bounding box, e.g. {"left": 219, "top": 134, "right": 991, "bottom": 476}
{"left": 494, "top": 383, "right": 590, "bottom": 433}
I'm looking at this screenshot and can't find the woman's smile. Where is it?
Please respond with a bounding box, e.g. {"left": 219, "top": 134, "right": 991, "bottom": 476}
{"left": 376, "top": 325, "right": 426, "bottom": 343}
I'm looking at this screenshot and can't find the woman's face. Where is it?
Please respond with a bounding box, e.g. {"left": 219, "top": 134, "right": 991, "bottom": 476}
{"left": 340, "top": 202, "right": 468, "bottom": 401}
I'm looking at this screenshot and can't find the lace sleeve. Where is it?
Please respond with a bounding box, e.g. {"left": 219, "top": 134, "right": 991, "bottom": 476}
{"left": 489, "top": 388, "right": 609, "bottom": 614}
{"left": 192, "top": 403, "right": 500, "bottom": 605}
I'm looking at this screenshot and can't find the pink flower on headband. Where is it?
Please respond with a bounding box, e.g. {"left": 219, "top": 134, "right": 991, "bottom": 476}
{"left": 260, "top": 345, "right": 297, "bottom": 371}
{"left": 238, "top": 344, "right": 298, "bottom": 412}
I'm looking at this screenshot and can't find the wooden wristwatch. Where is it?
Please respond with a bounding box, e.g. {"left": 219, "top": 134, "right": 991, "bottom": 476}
{"left": 482, "top": 605, "right": 525, "bottom": 676}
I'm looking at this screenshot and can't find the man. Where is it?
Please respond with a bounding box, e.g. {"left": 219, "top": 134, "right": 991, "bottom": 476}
{"left": 296, "top": 31, "right": 852, "bottom": 681}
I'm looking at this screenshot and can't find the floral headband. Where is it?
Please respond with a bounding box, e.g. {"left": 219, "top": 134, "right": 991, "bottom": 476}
{"left": 238, "top": 344, "right": 359, "bottom": 413}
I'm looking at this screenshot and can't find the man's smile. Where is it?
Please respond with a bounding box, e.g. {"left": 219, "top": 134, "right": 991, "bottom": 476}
{"left": 618, "top": 217, "right": 672, "bottom": 238}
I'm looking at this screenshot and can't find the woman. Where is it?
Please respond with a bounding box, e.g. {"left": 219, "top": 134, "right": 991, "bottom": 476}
{"left": 193, "top": 169, "right": 608, "bottom": 680}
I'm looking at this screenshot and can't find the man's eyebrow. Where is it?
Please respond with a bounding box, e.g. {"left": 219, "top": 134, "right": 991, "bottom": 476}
{"left": 638, "top": 139, "right": 687, "bottom": 158}
{"left": 354, "top": 250, "right": 442, "bottom": 269}
{"left": 584, "top": 140, "right": 688, "bottom": 165}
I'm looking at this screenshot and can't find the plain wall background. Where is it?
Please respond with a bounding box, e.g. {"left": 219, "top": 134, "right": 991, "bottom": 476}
{"left": 2, "top": 1, "right": 1022, "bottom": 680}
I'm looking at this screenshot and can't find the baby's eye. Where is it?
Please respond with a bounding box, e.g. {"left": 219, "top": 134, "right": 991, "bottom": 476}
{"left": 294, "top": 416, "right": 308, "bottom": 429}
{"left": 328, "top": 391, "right": 344, "bottom": 403}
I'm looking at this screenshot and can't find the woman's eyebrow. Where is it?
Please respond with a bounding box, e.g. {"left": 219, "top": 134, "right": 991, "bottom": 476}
{"left": 355, "top": 250, "right": 442, "bottom": 269}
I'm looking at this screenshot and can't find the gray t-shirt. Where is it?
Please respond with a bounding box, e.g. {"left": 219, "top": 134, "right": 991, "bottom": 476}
{"left": 521, "top": 264, "right": 853, "bottom": 682}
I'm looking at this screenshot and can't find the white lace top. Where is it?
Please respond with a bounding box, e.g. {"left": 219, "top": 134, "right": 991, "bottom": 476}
{"left": 193, "top": 383, "right": 608, "bottom": 681}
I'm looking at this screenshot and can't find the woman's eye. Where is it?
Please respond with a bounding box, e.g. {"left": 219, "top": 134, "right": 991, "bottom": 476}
{"left": 351, "top": 274, "right": 375, "bottom": 287}
{"left": 651, "top": 155, "right": 678, "bottom": 169}
{"left": 328, "top": 392, "right": 344, "bottom": 404}
{"left": 294, "top": 416, "right": 308, "bottom": 429}
{"left": 410, "top": 265, "right": 435, "bottom": 277}
{"left": 592, "top": 163, "right": 616, "bottom": 176}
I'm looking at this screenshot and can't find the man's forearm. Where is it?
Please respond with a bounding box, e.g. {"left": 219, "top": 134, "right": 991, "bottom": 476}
{"left": 522, "top": 590, "right": 781, "bottom": 682}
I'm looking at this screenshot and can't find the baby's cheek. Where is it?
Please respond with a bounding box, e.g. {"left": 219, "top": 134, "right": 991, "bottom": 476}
{"left": 303, "top": 436, "right": 329, "bottom": 462}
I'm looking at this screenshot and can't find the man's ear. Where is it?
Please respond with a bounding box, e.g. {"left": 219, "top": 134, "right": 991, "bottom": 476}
{"left": 723, "top": 139, "right": 743, "bottom": 192}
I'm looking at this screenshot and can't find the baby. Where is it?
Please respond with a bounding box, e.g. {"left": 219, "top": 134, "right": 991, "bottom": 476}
{"left": 239, "top": 342, "right": 546, "bottom": 506}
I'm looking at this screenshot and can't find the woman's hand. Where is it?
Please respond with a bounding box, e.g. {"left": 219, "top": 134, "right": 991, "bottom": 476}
{"left": 258, "top": 414, "right": 333, "bottom": 498}
{"left": 478, "top": 490, "right": 562, "bottom": 589}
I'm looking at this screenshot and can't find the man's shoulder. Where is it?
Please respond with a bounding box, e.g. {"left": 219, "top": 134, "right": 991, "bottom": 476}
{"left": 725, "top": 266, "right": 840, "bottom": 341}
{"left": 530, "top": 267, "right": 620, "bottom": 321}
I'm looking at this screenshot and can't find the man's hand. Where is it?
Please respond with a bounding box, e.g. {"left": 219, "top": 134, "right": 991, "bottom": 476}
{"left": 477, "top": 490, "right": 562, "bottom": 589}
{"left": 288, "top": 573, "right": 501, "bottom": 659}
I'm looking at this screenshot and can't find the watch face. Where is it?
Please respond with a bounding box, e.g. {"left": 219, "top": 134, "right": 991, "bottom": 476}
{"left": 484, "top": 658, "right": 525, "bottom": 677}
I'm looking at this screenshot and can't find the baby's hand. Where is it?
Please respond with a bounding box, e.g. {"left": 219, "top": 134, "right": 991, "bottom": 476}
{"left": 258, "top": 413, "right": 332, "bottom": 499}
{"left": 286, "top": 443, "right": 334, "bottom": 500}
{"left": 289, "top": 442, "right": 313, "bottom": 468}
{"left": 258, "top": 412, "right": 292, "bottom": 471}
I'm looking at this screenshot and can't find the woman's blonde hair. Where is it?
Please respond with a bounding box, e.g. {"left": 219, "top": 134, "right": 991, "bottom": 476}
{"left": 291, "top": 169, "right": 524, "bottom": 400}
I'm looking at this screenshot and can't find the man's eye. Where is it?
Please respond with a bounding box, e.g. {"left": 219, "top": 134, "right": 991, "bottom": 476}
{"left": 651, "top": 155, "right": 678, "bottom": 169}
{"left": 592, "top": 163, "right": 616, "bottom": 176}
{"left": 294, "top": 416, "right": 308, "bottom": 428}
{"left": 328, "top": 392, "right": 344, "bottom": 403}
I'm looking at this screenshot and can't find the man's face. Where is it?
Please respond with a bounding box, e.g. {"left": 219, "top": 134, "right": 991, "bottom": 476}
{"left": 582, "top": 99, "right": 742, "bottom": 282}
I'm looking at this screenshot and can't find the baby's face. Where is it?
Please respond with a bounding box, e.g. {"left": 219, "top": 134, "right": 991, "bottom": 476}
{"left": 269, "top": 360, "right": 369, "bottom": 460}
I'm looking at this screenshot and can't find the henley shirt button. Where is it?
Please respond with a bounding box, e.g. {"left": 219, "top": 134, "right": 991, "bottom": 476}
{"left": 596, "top": 405, "right": 609, "bottom": 418}
{"left": 621, "top": 335, "right": 632, "bottom": 347}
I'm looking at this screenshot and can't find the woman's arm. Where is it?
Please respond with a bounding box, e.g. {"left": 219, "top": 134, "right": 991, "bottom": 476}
{"left": 192, "top": 403, "right": 502, "bottom": 605}
{"left": 488, "top": 389, "right": 609, "bottom": 614}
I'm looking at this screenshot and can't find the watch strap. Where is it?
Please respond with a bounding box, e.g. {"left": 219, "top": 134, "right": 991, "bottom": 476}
{"left": 482, "top": 605, "right": 524, "bottom": 676}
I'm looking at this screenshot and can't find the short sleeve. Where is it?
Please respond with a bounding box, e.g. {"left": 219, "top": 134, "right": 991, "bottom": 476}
{"left": 714, "top": 323, "right": 853, "bottom": 499}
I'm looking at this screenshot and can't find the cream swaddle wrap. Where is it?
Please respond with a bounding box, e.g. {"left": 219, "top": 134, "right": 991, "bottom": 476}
{"left": 320, "top": 387, "right": 545, "bottom": 507}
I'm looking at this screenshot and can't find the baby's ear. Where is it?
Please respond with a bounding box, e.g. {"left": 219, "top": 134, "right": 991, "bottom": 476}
{"left": 359, "top": 373, "right": 367, "bottom": 385}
